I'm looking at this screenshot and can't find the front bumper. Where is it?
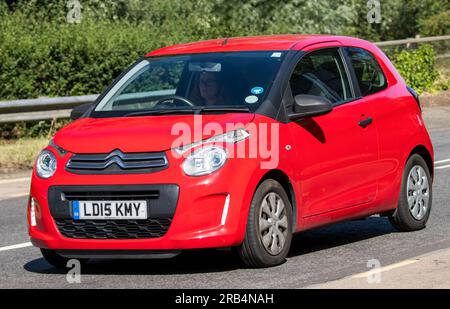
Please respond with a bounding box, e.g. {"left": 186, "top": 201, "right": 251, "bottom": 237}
{"left": 28, "top": 147, "right": 261, "bottom": 252}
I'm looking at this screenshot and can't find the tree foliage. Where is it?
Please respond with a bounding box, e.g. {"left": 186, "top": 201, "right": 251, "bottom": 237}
{"left": 1, "top": 0, "right": 447, "bottom": 138}
{"left": 0, "top": 0, "right": 448, "bottom": 101}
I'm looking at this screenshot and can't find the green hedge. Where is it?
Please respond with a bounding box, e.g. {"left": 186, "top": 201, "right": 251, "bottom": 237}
{"left": 391, "top": 44, "right": 439, "bottom": 94}
{"left": 0, "top": 14, "right": 161, "bottom": 100}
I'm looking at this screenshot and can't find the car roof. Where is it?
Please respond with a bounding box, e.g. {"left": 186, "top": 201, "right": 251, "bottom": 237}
{"left": 146, "top": 34, "right": 370, "bottom": 57}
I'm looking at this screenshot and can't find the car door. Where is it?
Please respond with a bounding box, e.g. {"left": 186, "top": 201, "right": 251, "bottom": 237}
{"left": 343, "top": 46, "right": 399, "bottom": 209}
{"left": 286, "top": 47, "right": 379, "bottom": 217}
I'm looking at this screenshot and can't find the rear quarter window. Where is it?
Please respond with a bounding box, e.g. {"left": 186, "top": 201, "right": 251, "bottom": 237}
{"left": 346, "top": 47, "right": 388, "bottom": 97}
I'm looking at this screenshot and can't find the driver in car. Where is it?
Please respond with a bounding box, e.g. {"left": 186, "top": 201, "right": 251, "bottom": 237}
{"left": 190, "top": 71, "right": 234, "bottom": 106}
{"left": 198, "top": 71, "right": 223, "bottom": 106}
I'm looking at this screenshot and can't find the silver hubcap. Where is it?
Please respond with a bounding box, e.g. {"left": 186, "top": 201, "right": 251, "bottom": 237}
{"left": 407, "top": 165, "right": 430, "bottom": 220}
{"left": 258, "top": 192, "right": 289, "bottom": 256}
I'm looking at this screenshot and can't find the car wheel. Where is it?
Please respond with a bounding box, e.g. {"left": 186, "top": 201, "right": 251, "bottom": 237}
{"left": 238, "top": 179, "right": 293, "bottom": 268}
{"left": 389, "top": 154, "right": 432, "bottom": 231}
{"left": 40, "top": 249, "right": 86, "bottom": 269}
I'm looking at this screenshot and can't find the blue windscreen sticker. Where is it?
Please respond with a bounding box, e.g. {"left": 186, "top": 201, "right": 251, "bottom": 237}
{"left": 251, "top": 87, "right": 264, "bottom": 95}
{"left": 72, "top": 200, "right": 80, "bottom": 220}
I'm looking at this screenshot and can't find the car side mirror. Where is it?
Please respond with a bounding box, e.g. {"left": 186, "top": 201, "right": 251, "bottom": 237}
{"left": 288, "top": 95, "right": 333, "bottom": 121}
{"left": 70, "top": 103, "right": 93, "bottom": 120}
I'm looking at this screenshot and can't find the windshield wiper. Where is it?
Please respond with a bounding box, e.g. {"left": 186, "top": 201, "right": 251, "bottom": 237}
{"left": 124, "top": 106, "right": 250, "bottom": 117}
{"left": 124, "top": 108, "right": 196, "bottom": 117}
{"left": 197, "top": 106, "right": 250, "bottom": 114}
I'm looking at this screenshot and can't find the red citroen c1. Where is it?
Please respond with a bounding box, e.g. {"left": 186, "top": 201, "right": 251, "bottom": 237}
{"left": 28, "top": 35, "right": 434, "bottom": 268}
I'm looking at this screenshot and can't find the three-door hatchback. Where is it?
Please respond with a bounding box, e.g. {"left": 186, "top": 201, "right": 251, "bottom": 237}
{"left": 28, "top": 35, "right": 434, "bottom": 268}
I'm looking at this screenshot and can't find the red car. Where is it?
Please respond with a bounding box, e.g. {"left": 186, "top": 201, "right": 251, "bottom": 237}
{"left": 28, "top": 35, "right": 434, "bottom": 268}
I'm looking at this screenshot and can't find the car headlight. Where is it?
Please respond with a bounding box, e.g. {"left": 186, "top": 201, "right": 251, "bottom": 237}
{"left": 182, "top": 146, "right": 227, "bottom": 176}
{"left": 36, "top": 150, "right": 57, "bottom": 179}
{"left": 174, "top": 128, "right": 250, "bottom": 155}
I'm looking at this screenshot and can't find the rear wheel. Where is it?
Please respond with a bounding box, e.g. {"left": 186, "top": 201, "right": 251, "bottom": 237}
{"left": 238, "top": 179, "right": 293, "bottom": 268}
{"left": 40, "top": 249, "right": 87, "bottom": 269}
{"left": 389, "top": 154, "right": 432, "bottom": 231}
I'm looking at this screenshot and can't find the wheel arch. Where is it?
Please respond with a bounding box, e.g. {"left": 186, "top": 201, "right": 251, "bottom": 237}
{"left": 408, "top": 145, "right": 434, "bottom": 180}
{"left": 257, "top": 169, "right": 298, "bottom": 232}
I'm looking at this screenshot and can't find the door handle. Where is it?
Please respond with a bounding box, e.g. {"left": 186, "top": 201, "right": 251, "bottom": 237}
{"left": 359, "top": 116, "right": 373, "bottom": 128}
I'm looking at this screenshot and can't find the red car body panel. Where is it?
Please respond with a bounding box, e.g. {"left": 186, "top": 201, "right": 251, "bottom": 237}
{"left": 28, "top": 35, "right": 434, "bottom": 253}
{"left": 147, "top": 34, "right": 324, "bottom": 57}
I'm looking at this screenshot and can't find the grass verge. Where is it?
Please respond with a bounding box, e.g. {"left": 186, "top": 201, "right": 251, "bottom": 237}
{"left": 0, "top": 137, "right": 48, "bottom": 172}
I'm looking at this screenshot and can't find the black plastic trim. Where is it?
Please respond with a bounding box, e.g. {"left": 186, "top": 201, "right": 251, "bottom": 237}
{"left": 358, "top": 116, "right": 373, "bottom": 128}
{"left": 55, "top": 218, "right": 172, "bottom": 239}
{"left": 56, "top": 249, "right": 181, "bottom": 259}
{"left": 264, "top": 50, "right": 306, "bottom": 123}
{"left": 65, "top": 149, "right": 169, "bottom": 175}
{"left": 49, "top": 140, "right": 68, "bottom": 157}
{"left": 339, "top": 47, "right": 358, "bottom": 99}
{"left": 407, "top": 86, "right": 422, "bottom": 112}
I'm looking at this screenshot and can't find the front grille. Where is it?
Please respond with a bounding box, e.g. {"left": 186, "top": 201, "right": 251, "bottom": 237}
{"left": 55, "top": 218, "right": 172, "bottom": 239}
{"left": 66, "top": 149, "right": 168, "bottom": 174}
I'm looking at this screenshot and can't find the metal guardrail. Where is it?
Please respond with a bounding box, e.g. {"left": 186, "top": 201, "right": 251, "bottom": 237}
{"left": 0, "top": 36, "right": 449, "bottom": 124}
{"left": 375, "top": 35, "right": 450, "bottom": 60}
{"left": 0, "top": 95, "right": 98, "bottom": 123}
{"left": 374, "top": 35, "right": 450, "bottom": 47}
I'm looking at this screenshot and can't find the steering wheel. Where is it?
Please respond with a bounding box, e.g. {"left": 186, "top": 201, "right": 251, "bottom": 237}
{"left": 154, "top": 95, "right": 195, "bottom": 108}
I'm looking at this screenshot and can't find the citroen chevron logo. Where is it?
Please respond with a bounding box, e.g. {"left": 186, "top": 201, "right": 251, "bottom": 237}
{"left": 104, "top": 149, "right": 128, "bottom": 161}
{"left": 104, "top": 155, "right": 129, "bottom": 169}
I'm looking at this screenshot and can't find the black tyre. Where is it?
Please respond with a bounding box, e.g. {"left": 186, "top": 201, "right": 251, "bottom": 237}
{"left": 238, "top": 179, "right": 293, "bottom": 268}
{"left": 40, "top": 249, "right": 87, "bottom": 269}
{"left": 389, "top": 154, "right": 432, "bottom": 231}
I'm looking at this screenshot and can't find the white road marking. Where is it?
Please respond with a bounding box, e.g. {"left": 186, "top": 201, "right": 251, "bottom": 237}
{"left": 436, "top": 164, "right": 450, "bottom": 170}
{"left": 0, "top": 177, "right": 30, "bottom": 185}
{"left": 350, "top": 259, "right": 419, "bottom": 279}
{"left": 435, "top": 159, "right": 450, "bottom": 164}
{"left": 0, "top": 242, "right": 32, "bottom": 252}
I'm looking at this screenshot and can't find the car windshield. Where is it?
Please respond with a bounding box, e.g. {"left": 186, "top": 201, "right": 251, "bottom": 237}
{"left": 93, "top": 51, "right": 286, "bottom": 116}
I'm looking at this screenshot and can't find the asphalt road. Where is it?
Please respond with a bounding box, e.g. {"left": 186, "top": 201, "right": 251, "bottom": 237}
{"left": 1, "top": 107, "right": 450, "bottom": 289}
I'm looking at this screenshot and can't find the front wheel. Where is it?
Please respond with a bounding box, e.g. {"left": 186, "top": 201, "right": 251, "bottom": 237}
{"left": 389, "top": 154, "right": 432, "bottom": 231}
{"left": 238, "top": 179, "right": 293, "bottom": 268}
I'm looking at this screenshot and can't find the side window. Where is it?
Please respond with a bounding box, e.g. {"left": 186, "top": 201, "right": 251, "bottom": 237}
{"left": 290, "top": 48, "right": 352, "bottom": 105}
{"left": 346, "top": 47, "right": 387, "bottom": 96}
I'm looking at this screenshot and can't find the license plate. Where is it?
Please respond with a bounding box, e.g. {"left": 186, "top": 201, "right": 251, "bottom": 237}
{"left": 72, "top": 200, "right": 147, "bottom": 220}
